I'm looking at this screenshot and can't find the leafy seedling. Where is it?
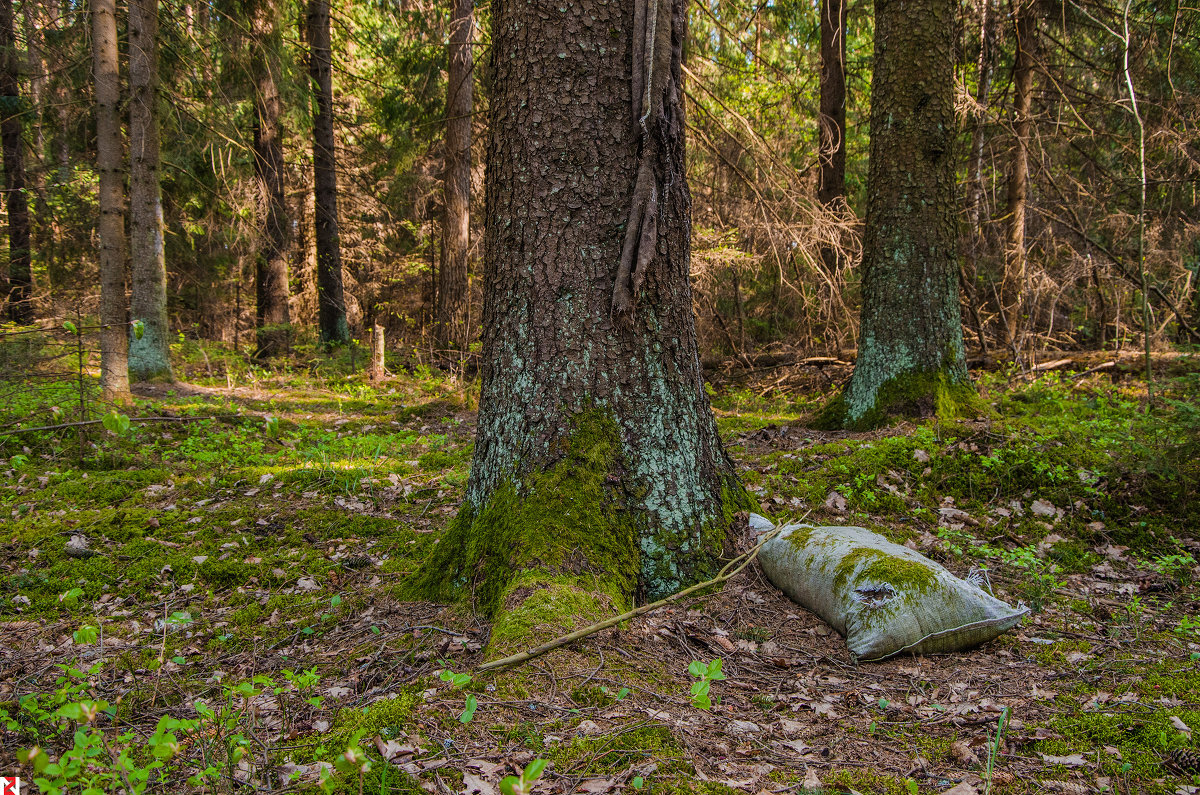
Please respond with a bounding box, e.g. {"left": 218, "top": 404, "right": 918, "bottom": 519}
{"left": 500, "top": 758, "right": 548, "bottom": 795}
{"left": 102, "top": 411, "right": 131, "bottom": 435}
{"left": 459, "top": 694, "right": 478, "bottom": 724}
{"left": 688, "top": 658, "right": 727, "bottom": 710}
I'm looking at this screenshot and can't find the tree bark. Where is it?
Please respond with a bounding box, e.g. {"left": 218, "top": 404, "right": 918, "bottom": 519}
{"left": 128, "top": 0, "right": 173, "bottom": 381}
{"left": 1002, "top": 0, "right": 1036, "bottom": 351}
{"left": 250, "top": 0, "right": 291, "bottom": 358}
{"left": 817, "top": 0, "right": 846, "bottom": 211}
{"left": 0, "top": 0, "right": 32, "bottom": 324}
{"left": 306, "top": 0, "right": 349, "bottom": 345}
{"left": 822, "top": 0, "right": 972, "bottom": 429}
{"left": 415, "top": 0, "right": 747, "bottom": 652}
{"left": 91, "top": 0, "right": 130, "bottom": 402}
{"left": 962, "top": 0, "right": 994, "bottom": 355}
{"left": 435, "top": 0, "right": 474, "bottom": 355}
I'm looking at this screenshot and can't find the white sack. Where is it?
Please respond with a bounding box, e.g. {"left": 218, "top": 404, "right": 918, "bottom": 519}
{"left": 757, "top": 520, "right": 1027, "bottom": 661}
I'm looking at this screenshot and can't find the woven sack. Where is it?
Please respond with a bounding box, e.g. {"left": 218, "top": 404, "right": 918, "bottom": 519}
{"left": 756, "top": 519, "right": 1027, "bottom": 661}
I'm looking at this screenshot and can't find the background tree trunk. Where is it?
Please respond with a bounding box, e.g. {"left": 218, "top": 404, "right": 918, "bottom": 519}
{"left": 307, "top": 0, "right": 349, "bottom": 345}
{"left": 0, "top": 0, "right": 32, "bottom": 324}
{"left": 416, "top": 0, "right": 747, "bottom": 650}
{"left": 251, "top": 0, "right": 291, "bottom": 358}
{"left": 1002, "top": 0, "right": 1036, "bottom": 352}
{"left": 817, "top": 0, "right": 846, "bottom": 212}
{"left": 91, "top": 0, "right": 130, "bottom": 401}
{"left": 822, "top": 0, "right": 972, "bottom": 429}
{"left": 962, "top": 0, "right": 994, "bottom": 355}
{"left": 435, "top": 0, "right": 473, "bottom": 355}
{"left": 128, "top": 0, "right": 173, "bottom": 381}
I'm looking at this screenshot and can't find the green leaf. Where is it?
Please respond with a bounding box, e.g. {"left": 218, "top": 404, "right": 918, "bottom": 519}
{"left": 632, "top": 776, "right": 644, "bottom": 789}
{"left": 499, "top": 776, "right": 519, "bottom": 795}
{"left": 615, "top": 687, "right": 630, "bottom": 700}
{"left": 102, "top": 411, "right": 131, "bottom": 435}
{"left": 63, "top": 320, "right": 78, "bottom": 334}
{"left": 73, "top": 625, "right": 99, "bottom": 645}
{"left": 687, "top": 660, "right": 705, "bottom": 678}
{"left": 132, "top": 319, "right": 145, "bottom": 340}
{"left": 459, "top": 694, "right": 478, "bottom": 723}
{"left": 524, "top": 758, "right": 548, "bottom": 780}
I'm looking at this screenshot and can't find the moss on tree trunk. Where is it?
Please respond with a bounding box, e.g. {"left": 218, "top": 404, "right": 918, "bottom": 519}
{"left": 410, "top": 0, "right": 748, "bottom": 655}
{"left": 816, "top": 0, "right": 977, "bottom": 430}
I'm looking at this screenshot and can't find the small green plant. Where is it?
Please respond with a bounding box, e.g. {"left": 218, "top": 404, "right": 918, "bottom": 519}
{"left": 439, "top": 666, "right": 472, "bottom": 688}
{"left": 102, "top": 410, "right": 131, "bottom": 435}
{"left": 1151, "top": 552, "right": 1196, "bottom": 588}
{"left": 983, "top": 706, "right": 1010, "bottom": 795}
{"left": 132, "top": 319, "right": 145, "bottom": 340}
{"left": 687, "top": 658, "right": 727, "bottom": 710}
{"left": 500, "top": 758, "right": 548, "bottom": 795}
{"left": 459, "top": 694, "right": 478, "bottom": 723}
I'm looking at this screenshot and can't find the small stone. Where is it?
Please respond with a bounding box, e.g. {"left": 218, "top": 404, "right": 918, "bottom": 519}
{"left": 727, "top": 720, "right": 760, "bottom": 735}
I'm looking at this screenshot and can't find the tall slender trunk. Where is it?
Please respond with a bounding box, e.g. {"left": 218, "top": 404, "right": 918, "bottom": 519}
{"left": 128, "top": 0, "right": 173, "bottom": 380}
{"left": 817, "top": 0, "right": 846, "bottom": 208}
{"left": 250, "top": 0, "right": 291, "bottom": 357}
{"left": 91, "top": 0, "right": 130, "bottom": 401}
{"left": 416, "top": 0, "right": 748, "bottom": 647}
{"left": 962, "top": 0, "right": 994, "bottom": 354}
{"left": 307, "top": 0, "right": 348, "bottom": 344}
{"left": 0, "top": 0, "right": 32, "bottom": 324}
{"left": 823, "top": 0, "right": 973, "bottom": 429}
{"left": 1002, "top": 0, "right": 1036, "bottom": 351}
{"left": 436, "top": 0, "right": 474, "bottom": 354}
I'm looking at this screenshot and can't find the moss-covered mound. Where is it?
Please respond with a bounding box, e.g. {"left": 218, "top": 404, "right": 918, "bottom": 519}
{"left": 814, "top": 367, "right": 985, "bottom": 430}
{"left": 408, "top": 410, "right": 641, "bottom": 647}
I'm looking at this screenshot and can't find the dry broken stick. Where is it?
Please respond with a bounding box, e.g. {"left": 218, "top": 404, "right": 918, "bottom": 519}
{"left": 476, "top": 518, "right": 798, "bottom": 673}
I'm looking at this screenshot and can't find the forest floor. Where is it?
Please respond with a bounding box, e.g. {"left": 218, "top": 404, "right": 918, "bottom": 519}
{"left": 2, "top": 349, "right": 1200, "bottom": 795}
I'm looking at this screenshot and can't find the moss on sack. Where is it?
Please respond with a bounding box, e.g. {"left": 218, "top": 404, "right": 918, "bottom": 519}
{"left": 832, "top": 546, "right": 938, "bottom": 594}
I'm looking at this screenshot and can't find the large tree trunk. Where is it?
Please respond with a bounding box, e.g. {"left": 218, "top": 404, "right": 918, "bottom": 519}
{"left": 1002, "top": 0, "right": 1036, "bottom": 352}
{"left": 820, "top": 0, "right": 972, "bottom": 429}
{"left": 306, "top": 0, "right": 349, "bottom": 345}
{"left": 91, "top": 0, "right": 130, "bottom": 402}
{"left": 250, "top": 0, "right": 291, "bottom": 358}
{"left": 416, "top": 0, "right": 748, "bottom": 653}
{"left": 128, "top": 0, "right": 173, "bottom": 381}
{"left": 0, "top": 0, "right": 32, "bottom": 324}
{"left": 435, "top": 0, "right": 474, "bottom": 355}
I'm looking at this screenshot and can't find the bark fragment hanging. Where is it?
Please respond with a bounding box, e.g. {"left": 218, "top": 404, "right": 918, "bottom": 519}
{"left": 612, "top": 0, "right": 672, "bottom": 319}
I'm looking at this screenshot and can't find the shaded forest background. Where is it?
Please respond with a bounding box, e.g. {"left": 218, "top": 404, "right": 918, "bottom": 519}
{"left": 2, "top": 0, "right": 1199, "bottom": 367}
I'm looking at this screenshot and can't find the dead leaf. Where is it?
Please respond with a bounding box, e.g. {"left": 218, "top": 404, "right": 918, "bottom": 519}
{"left": 824, "top": 490, "right": 847, "bottom": 513}
{"left": 951, "top": 739, "right": 980, "bottom": 766}
{"left": 296, "top": 577, "right": 319, "bottom": 591}
{"left": 576, "top": 779, "right": 618, "bottom": 793}
{"left": 802, "top": 768, "right": 821, "bottom": 789}
{"left": 941, "top": 783, "right": 978, "bottom": 795}
{"left": 1170, "top": 715, "right": 1192, "bottom": 738}
{"left": 1040, "top": 753, "right": 1088, "bottom": 767}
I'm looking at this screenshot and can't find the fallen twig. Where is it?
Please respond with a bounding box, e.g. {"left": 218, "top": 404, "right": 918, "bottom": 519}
{"left": 477, "top": 516, "right": 799, "bottom": 673}
{"left": 0, "top": 414, "right": 242, "bottom": 437}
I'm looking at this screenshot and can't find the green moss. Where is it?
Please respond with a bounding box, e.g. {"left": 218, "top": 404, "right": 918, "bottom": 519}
{"left": 487, "top": 572, "right": 620, "bottom": 655}
{"left": 547, "top": 725, "right": 683, "bottom": 776}
{"left": 832, "top": 546, "right": 938, "bottom": 594}
{"left": 1030, "top": 639, "right": 1092, "bottom": 667}
{"left": 1040, "top": 709, "right": 1200, "bottom": 783}
{"left": 814, "top": 368, "right": 984, "bottom": 431}
{"left": 325, "top": 687, "right": 422, "bottom": 748}
{"left": 409, "top": 409, "right": 641, "bottom": 619}
{"left": 823, "top": 769, "right": 917, "bottom": 795}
